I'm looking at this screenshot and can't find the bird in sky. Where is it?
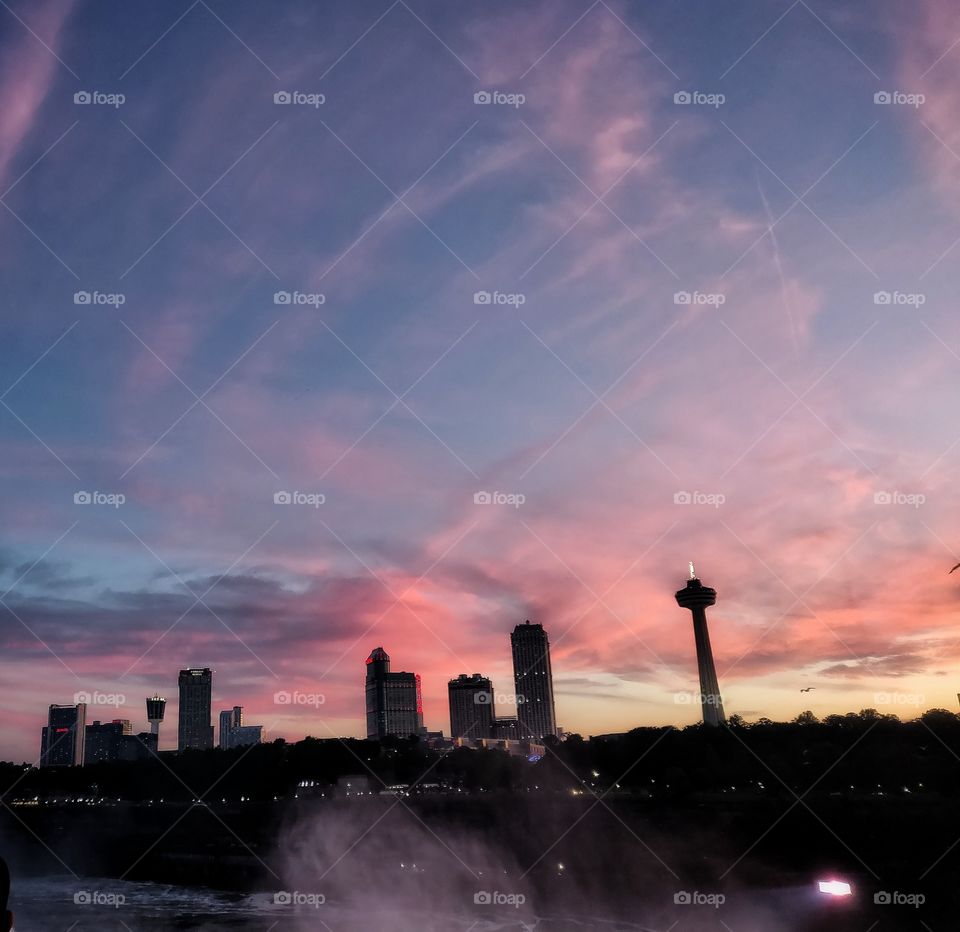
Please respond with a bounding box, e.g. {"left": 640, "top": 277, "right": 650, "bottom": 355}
{"left": 800, "top": 687, "right": 816, "bottom": 693}
{"left": 950, "top": 562, "right": 960, "bottom": 574}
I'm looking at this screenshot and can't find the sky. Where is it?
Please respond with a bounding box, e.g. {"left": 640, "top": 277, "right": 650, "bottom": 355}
{"left": 2, "top": 0, "right": 960, "bottom": 760}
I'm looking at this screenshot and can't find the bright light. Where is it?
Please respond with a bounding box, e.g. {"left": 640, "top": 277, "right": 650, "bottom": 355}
{"left": 818, "top": 880, "right": 852, "bottom": 897}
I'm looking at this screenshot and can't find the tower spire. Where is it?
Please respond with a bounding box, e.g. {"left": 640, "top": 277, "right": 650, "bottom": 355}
{"left": 675, "top": 568, "right": 725, "bottom": 727}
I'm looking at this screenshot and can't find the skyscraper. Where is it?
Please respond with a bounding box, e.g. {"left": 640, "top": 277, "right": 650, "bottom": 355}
{"left": 448, "top": 674, "right": 494, "bottom": 740}
{"left": 178, "top": 668, "right": 213, "bottom": 751}
{"left": 365, "top": 647, "right": 423, "bottom": 740}
{"left": 39, "top": 703, "right": 86, "bottom": 767}
{"left": 675, "top": 563, "right": 726, "bottom": 727}
{"left": 511, "top": 621, "right": 557, "bottom": 740}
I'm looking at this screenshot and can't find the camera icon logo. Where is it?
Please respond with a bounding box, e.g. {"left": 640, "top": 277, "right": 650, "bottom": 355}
{"left": 274, "top": 891, "right": 293, "bottom": 904}
{"left": 674, "top": 91, "right": 692, "bottom": 104}
{"left": 673, "top": 291, "right": 691, "bottom": 305}
{"left": 274, "top": 291, "right": 292, "bottom": 305}
{"left": 274, "top": 491, "right": 292, "bottom": 504}
{"left": 474, "top": 891, "right": 492, "bottom": 904}
{"left": 74, "top": 891, "right": 92, "bottom": 904}
{"left": 674, "top": 891, "right": 691, "bottom": 904}
{"left": 874, "top": 91, "right": 892, "bottom": 104}
{"left": 873, "top": 491, "right": 892, "bottom": 505}
{"left": 474, "top": 291, "right": 492, "bottom": 305}
{"left": 873, "top": 291, "right": 891, "bottom": 305}
{"left": 74, "top": 91, "right": 91, "bottom": 105}
{"left": 474, "top": 91, "right": 492, "bottom": 105}
{"left": 74, "top": 291, "right": 91, "bottom": 305}
{"left": 273, "top": 691, "right": 292, "bottom": 704}
{"left": 274, "top": 91, "right": 292, "bottom": 105}
{"left": 74, "top": 691, "right": 92, "bottom": 704}
{"left": 874, "top": 891, "right": 891, "bottom": 904}
{"left": 474, "top": 691, "right": 493, "bottom": 705}
{"left": 474, "top": 491, "right": 492, "bottom": 505}
{"left": 673, "top": 491, "right": 692, "bottom": 505}
{"left": 74, "top": 491, "right": 92, "bottom": 504}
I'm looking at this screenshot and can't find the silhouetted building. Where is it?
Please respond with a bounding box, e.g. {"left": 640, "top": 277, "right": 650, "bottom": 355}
{"left": 675, "top": 564, "right": 726, "bottom": 727}
{"left": 40, "top": 703, "right": 86, "bottom": 767}
{"left": 219, "top": 706, "right": 263, "bottom": 749}
{"left": 492, "top": 716, "right": 520, "bottom": 740}
{"left": 448, "top": 674, "right": 494, "bottom": 740}
{"left": 511, "top": 621, "right": 557, "bottom": 739}
{"left": 178, "top": 668, "right": 213, "bottom": 752}
{"left": 219, "top": 706, "right": 242, "bottom": 749}
{"left": 230, "top": 724, "right": 262, "bottom": 748}
{"left": 85, "top": 719, "right": 131, "bottom": 764}
{"left": 365, "top": 647, "right": 423, "bottom": 740}
{"left": 146, "top": 695, "right": 166, "bottom": 739}
{"left": 84, "top": 720, "right": 156, "bottom": 764}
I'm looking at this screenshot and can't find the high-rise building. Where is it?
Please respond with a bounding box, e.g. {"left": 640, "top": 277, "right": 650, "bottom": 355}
{"left": 675, "top": 563, "right": 726, "bottom": 727}
{"left": 219, "top": 706, "right": 242, "bottom": 750}
{"left": 365, "top": 647, "right": 423, "bottom": 740}
{"left": 178, "top": 668, "right": 214, "bottom": 752}
{"left": 39, "top": 703, "right": 86, "bottom": 767}
{"left": 219, "top": 705, "right": 263, "bottom": 749}
{"left": 84, "top": 719, "right": 132, "bottom": 764}
{"left": 511, "top": 621, "right": 557, "bottom": 740}
{"left": 146, "top": 695, "right": 166, "bottom": 739}
{"left": 448, "top": 674, "right": 494, "bottom": 740}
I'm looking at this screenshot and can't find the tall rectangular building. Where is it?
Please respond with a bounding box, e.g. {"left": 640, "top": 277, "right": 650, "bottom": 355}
{"left": 511, "top": 621, "right": 557, "bottom": 740}
{"left": 448, "top": 674, "right": 494, "bottom": 740}
{"left": 40, "top": 703, "right": 86, "bottom": 767}
{"left": 365, "top": 647, "right": 423, "bottom": 740}
{"left": 178, "top": 668, "right": 214, "bottom": 752}
{"left": 219, "top": 706, "right": 242, "bottom": 749}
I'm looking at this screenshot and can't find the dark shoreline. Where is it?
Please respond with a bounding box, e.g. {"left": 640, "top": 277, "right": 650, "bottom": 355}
{"left": 3, "top": 793, "right": 957, "bottom": 928}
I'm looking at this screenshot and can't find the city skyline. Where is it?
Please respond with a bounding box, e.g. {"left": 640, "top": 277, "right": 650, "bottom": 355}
{"left": 4, "top": 0, "right": 960, "bottom": 764}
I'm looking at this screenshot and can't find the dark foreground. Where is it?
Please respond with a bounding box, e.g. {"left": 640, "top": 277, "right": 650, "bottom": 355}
{"left": 2, "top": 793, "right": 954, "bottom": 930}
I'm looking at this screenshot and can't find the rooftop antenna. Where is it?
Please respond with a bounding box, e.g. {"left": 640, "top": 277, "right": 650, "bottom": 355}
{"left": 689, "top": 561, "right": 696, "bottom": 580}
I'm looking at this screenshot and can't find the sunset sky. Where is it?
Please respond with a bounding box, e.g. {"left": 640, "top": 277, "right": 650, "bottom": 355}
{"left": 2, "top": 0, "right": 960, "bottom": 760}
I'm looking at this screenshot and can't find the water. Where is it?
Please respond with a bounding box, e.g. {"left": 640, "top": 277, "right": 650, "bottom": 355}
{"left": 9, "top": 875, "right": 657, "bottom": 931}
